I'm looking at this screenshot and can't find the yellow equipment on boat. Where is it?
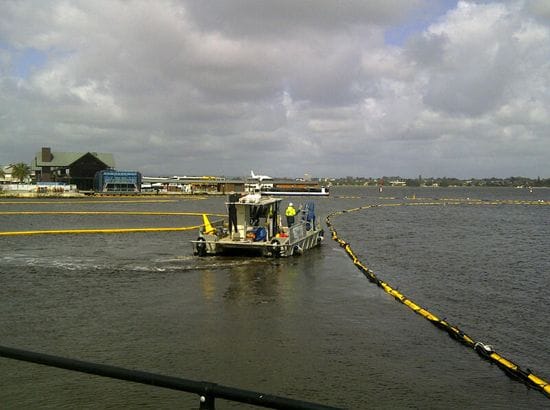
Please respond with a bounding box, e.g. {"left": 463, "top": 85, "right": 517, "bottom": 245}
{"left": 202, "top": 214, "right": 216, "bottom": 235}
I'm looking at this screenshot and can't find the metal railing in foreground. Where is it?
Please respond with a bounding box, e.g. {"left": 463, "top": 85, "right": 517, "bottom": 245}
{"left": 0, "top": 345, "right": 341, "bottom": 410}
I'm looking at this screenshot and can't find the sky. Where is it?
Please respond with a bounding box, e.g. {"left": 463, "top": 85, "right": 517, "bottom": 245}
{"left": 1, "top": 0, "right": 549, "bottom": 179}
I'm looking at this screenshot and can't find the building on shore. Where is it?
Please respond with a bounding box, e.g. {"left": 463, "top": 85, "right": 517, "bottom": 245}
{"left": 33, "top": 147, "right": 115, "bottom": 190}
{"left": 94, "top": 170, "right": 142, "bottom": 193}
{"left": 141, "top": 176, "right": 244, "bottom": 194}
{"left": 139, "top": 175, "right": 329, "bottom": 196}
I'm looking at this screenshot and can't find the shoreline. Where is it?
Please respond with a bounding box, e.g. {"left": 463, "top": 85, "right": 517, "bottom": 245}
{"left": 0, "top": 191, "right": 225, "bottom": 198}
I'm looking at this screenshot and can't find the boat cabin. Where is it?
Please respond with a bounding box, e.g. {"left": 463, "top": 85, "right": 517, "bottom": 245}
{"left": 226, "top": 193, "right": 281, "bottom": 242}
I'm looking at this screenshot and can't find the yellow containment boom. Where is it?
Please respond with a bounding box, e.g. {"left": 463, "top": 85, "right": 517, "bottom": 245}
{"left": 0, "top": 225, "right": 204, "bottom": 236}
{"left": 326, "top": 200, "right": 550, "bottom": 399}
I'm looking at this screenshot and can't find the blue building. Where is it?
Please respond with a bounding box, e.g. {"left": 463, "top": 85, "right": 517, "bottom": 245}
{"left": 94, "top": 170, "right": 142, "bottom": 193}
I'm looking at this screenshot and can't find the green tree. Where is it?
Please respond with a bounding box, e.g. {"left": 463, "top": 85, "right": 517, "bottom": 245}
{"left": 405, "top": 179, "right": 420, "bottom": 187}
{"left": 11, "top": 162, "right": 31, "bottom": 183}
{"left": 0, "top": 167, "right": 5, "bottom": 180}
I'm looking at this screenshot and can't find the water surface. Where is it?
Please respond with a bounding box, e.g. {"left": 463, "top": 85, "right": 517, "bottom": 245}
{"left": 1, "top": 187, "right": 548, "bottom": 408}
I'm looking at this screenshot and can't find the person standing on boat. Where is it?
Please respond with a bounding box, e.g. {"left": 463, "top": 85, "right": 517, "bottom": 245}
{"left": 285, "top": 202, "right": 297, "bottom": 226}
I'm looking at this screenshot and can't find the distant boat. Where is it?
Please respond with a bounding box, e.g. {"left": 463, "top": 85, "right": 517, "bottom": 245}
{"left": 245, "top": 180, "right": 330, "bottom": 197}
{"left": 257, "top": 186, "right": 330, "bottom": 196}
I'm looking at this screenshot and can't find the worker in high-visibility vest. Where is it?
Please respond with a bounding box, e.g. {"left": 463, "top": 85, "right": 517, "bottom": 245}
{"left": 285, "top": 202, "right": 297, "bottom": 226}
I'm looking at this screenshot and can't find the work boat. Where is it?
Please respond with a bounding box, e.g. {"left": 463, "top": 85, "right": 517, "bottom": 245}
{"left": 191, "top": 194, "right": 324, "bottom": 257}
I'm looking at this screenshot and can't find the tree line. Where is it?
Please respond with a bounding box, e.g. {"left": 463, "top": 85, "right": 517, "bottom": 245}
{"left": 330, "top": 176, "right": 550, "bottom": 187}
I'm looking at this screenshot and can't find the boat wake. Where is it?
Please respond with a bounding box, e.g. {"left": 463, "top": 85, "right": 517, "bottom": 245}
{"left": 0, "top": 254, "right": 273, "bottom": 274}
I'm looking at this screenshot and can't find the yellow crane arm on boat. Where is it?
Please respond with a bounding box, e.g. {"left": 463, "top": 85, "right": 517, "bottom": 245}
{"left": 202, "top": 214, "right": 216, "bottom": 234}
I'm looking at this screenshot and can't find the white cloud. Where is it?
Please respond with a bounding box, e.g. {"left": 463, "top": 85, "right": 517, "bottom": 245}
{"left": 0, "top": 0, "right": 548, "bottom": 178}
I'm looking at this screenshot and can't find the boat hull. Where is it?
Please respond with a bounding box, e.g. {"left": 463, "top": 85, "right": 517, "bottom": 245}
{"left": 192, "top": 224, "right": 323, "bottom": 257}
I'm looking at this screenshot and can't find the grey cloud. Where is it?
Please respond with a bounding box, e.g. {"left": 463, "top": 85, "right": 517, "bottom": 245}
{"left": 183, "top": 0, "right": 422, "bottom": 38}
{"left": 525, "top": 0, "right": 550, "bottom": 21}
{"left": 0, "top": 0, "right": 549, "bottom": 178}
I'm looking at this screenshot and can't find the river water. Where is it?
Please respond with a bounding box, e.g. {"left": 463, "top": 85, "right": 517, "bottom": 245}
{"left": 1, "top": 187, "right": 548, "bottom": 409}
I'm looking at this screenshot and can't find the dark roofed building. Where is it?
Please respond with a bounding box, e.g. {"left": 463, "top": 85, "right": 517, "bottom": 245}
{"left": 33, "top": 147, "right": 115, "bottom": 190}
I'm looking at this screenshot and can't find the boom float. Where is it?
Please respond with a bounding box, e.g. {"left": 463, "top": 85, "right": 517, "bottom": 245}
{"left": 0, "top": 225, "right": 204, "bottom": 236}
{"left": 0, "top": 211, "right": 225, "bottom": 236}
{"left": 326, "top": 200, "right": 549, "bottom": 399}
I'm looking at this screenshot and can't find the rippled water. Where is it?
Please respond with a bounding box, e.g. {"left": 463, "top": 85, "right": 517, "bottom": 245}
{"left": 1, "top": 187, "right": 549, "bottom": 409}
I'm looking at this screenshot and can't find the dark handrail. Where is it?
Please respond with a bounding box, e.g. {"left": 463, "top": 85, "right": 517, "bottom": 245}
{"left": 0, "top": 345, "right": 342, "bottom": 409}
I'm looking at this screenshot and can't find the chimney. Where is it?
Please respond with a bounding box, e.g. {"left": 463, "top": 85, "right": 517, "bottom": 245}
{"left": 42, "top": 147, "right": 53, "bottom": 162}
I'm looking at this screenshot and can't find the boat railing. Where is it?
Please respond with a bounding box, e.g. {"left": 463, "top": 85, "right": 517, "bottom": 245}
{"left": 0, "top": 345, "right": 340, "bottom": 410}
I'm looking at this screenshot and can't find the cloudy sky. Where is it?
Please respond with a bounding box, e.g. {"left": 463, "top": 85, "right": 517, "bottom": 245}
{"left": 1, "top": 0, "right": 549, "bottom": 178}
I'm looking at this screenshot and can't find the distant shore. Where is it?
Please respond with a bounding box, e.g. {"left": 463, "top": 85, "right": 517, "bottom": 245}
{"left": 0, "top": 191, "right": 226, "bottom": 198}
{"left": 1, "top": 184, "right": 548, "bottom": 199}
